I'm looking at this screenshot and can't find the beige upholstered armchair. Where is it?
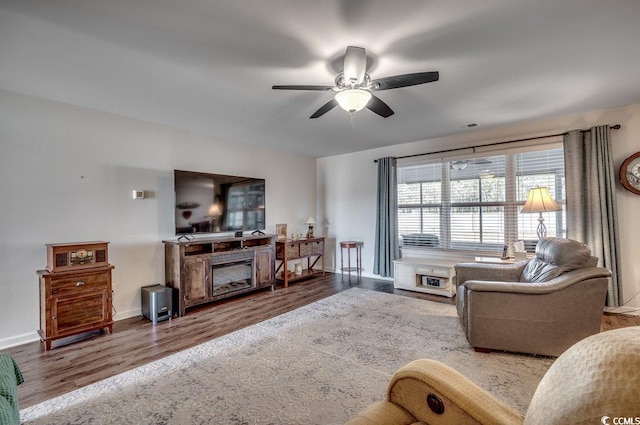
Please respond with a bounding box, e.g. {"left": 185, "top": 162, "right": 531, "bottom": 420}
{"left": 345, "top": 326, "right": 640, "bottom": 425}
{"left": 455, "top": 237, "right": 611, "bottom": 356}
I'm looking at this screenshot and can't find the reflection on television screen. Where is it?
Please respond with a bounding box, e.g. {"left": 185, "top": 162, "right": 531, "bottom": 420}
{"left": 174, "top": 170, "right": 265, "bottom": 235}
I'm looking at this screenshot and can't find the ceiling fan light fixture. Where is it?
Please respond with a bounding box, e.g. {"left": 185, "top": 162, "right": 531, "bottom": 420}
{"left": 451, "top": 160, "right": 468, "bottom": 171}
{"left": 335, "top": 89, "right": 372, "bottom": 113}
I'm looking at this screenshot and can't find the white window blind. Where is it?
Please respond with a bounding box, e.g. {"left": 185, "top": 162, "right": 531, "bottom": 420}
{"left": 397, "top": 141, "right": 566, "bottom": 254}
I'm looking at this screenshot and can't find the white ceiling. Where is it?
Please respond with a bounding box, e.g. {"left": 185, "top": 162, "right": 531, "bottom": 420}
{"left": 1, "top": 0, "right": 640, "bottom": 158}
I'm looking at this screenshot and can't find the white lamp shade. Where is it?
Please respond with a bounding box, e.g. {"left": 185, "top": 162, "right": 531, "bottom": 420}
{"left": 521, "top": 186, "right": 561, "bottom": 213}
{"left": 335, "top": 89, "right": 372, "bottom": 113}
{"left": 208, "top": 204, "right": 222, "bottom": 216}
{"left": 304, "top": 216, "right": 316, "bottom": 225}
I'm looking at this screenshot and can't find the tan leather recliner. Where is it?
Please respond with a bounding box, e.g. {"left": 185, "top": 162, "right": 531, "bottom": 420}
{"left": 455, "top": 237, "right": 611, "bottom": 356}
{"left": 345, "top": 326, "right": 640, "bottom": 425}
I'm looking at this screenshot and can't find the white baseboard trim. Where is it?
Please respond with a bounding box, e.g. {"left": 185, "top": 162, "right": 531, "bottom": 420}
{"left": 114, "top": 308, "right": 142, "bottom": 321}
{"left": 0, "top": 331, "right": 40, "bottom": 350}
{"left": 604, "top": 306, "right": 640, "bottom": 316}
{"left": 0, "top": 310, "right": 142, "bottom": 351}
{"left": 327, "top": 268, "right": 394, "bottom": 281}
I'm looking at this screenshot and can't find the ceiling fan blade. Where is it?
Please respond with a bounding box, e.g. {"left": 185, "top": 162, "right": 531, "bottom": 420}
{"left": 310, "top": 99, "right": 338, "bottom": 119}
{"left": 272, "top": 85, "right": 334, "bottom": 91}
{"left": 370, "top": 71, "right": 439, "bottom": 90}
{"left": 366, "top": 94, "right": 394, "bottom": 118}
{"left": 343, "top": 46, "right": 366, "bottom": 86}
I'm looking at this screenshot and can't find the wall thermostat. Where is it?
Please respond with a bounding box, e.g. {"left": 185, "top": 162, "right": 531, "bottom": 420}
{"left": 132, "top": 190, "right": 145, "bottom": 199}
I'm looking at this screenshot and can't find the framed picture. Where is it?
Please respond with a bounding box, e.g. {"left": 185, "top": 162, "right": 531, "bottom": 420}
{"left": 276, "top": 224, "right": 287, "bottom": 240}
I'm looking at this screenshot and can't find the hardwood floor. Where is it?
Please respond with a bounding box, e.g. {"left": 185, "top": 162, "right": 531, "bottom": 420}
{"left": 3, "top": 273, "right": 639, "bottom": 409}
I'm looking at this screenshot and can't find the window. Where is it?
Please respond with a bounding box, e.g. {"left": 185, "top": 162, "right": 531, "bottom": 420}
{"left": 226, "top": 181, "right": 266, "bottom": 230}
{"left": 397, "top": 143, "right": 565, "bottom": 253}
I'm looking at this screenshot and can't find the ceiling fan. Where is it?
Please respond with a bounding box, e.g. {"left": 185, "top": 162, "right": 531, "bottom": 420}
{"left": 450, "top": 158, "right": 493, "bottom": 170}
{"left": 272, "top": 46, "right": 439, "bottom": 119}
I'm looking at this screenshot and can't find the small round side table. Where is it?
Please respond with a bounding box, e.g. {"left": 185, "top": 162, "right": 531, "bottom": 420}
{"left": 340, "top": 241, "right": 363, "bottom": 281}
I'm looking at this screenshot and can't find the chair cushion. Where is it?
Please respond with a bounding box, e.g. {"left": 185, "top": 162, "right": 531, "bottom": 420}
{"left": 521, "top": 238, "right": 591, "bottom": 282}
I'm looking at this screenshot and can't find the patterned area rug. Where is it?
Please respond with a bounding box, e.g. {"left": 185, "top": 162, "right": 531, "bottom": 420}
{"left": 20, "top": 288, "right": 554, "bottom": 424}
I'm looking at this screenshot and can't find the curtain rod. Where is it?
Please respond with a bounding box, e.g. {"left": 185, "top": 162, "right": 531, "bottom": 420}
{"left": 373, "top": 124, "right": 621, "bottom": 163}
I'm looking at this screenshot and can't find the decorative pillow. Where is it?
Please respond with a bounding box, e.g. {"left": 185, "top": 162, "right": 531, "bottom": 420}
{"left": 0, "top": 353, "right": 24, "bottom": 425}
{"left": 0, "top": 395, "right": 18, "bottom": 425}
{"left": 522, "top": 237, "right": 592, "bottom": 282}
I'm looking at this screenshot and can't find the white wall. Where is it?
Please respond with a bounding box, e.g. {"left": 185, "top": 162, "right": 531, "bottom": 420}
{"left": 0, "top": 89, "right": 317, "bottom": 348}
{"left": 318, "top": 103, "right": 640, "bottom": 312}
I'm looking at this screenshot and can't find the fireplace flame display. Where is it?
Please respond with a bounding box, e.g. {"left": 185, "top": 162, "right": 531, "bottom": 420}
{"left": 210, "top": 251, "right": 255, "bottom": 296}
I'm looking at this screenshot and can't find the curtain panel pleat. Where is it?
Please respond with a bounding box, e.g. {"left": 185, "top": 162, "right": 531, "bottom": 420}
{"left": 563, "top": 126, "right": 622, "bottom": 306}
{"left": 374, "top": 157, "right": 399, "bottom": 277}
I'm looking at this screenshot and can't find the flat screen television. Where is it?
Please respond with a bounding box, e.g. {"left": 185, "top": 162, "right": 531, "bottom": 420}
{"left": 174, "top": 169, "right": 265, "bottom": 235}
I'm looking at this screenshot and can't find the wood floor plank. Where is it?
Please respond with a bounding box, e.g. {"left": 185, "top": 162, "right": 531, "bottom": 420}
{"left": 2, "top": 273, "right": 638, "bottom": 409}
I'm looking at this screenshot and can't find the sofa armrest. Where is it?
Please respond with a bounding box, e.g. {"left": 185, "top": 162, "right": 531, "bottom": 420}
{"left": 463, "top": 267, "right": 611, "bottom": 294}
{"left": 455, "top": 262, "right": 527, "bottom": 285}
{"left": 386, "top": 359, "right": 523, "bottom": 425}
{"left": 344, "top": 400, "right": 417, "bottom": 425}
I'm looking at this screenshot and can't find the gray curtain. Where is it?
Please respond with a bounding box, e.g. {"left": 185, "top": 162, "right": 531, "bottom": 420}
{"left": 564, "top": 126, "right": 622, "bottom": 306}
{"left": 374, "top": 157, "right": 399, "bottom": 277}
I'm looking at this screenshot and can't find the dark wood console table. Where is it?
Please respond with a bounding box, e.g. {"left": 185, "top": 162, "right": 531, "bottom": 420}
{"left": 275, "top": 237, "right": 325, "bottom": 287}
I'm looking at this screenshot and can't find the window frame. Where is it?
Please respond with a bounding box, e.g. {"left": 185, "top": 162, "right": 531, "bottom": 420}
{"left": 397, "top": 141, "right": 565, "bottom": 255}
